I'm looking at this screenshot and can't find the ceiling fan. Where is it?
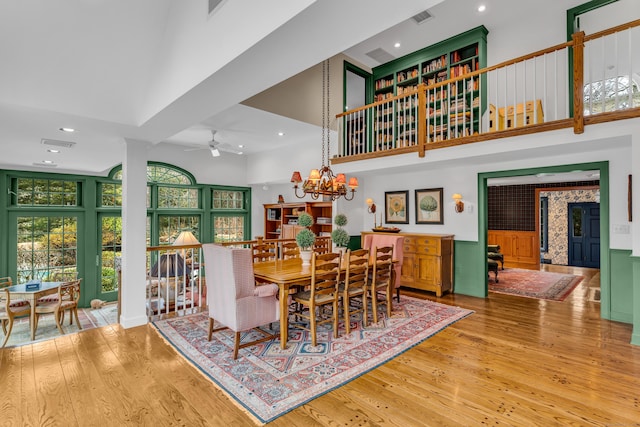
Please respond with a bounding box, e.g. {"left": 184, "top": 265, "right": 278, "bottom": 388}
{"left": 184, "top": 130, "right": 243, "bottom": 157}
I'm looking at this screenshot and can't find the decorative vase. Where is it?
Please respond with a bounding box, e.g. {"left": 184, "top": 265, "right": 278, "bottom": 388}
{"left": 300, "top": 250, "right": 312, "bottom": 266}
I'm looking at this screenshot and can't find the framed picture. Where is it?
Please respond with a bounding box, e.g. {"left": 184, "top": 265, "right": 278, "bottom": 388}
{"left": 415, "top": 188, "right": 444, "bottom": 224}
{"left": 384, "top": 191, "right": 409, "bottom": 224}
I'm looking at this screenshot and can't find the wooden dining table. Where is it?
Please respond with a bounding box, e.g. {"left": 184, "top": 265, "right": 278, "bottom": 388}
{"left": 7, "top": 281, "right": 61, "bottom": 341}
{"left": 252, "top": 258, "right": 315, "bottom": 349}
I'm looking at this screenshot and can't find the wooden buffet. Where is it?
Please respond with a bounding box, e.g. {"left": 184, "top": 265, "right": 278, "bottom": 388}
{"left": 361, "top": 231, "right": 454, "bottom": 297}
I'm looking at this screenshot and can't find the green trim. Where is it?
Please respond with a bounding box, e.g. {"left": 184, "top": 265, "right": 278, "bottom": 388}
{"left": 609, "top": 249, "right": 633, "bottom": 323}
{"left": 453, "top": 240, "right": 486, "bottom": 297}
{"left": 631, "top": 256, "right": 640, "bottom": 345}
{"left": 109, "top": 161, "right": 197, "bottom": 185}
{"left": 478, "top": 161, "right": 611, "bottom": 319}
{"left": 343, "top": 61, "right": 373, "bottom": 108}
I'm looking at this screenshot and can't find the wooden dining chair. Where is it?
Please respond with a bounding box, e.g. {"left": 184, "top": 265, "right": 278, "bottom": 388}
{"left": 370, "top": 246, "right": 394, "bottom": 324}
{"left": 0, "top": 277, "right": 29, "bottom": 308}
{"left": 252, "top": 238, "right": 278, "bottom": 263}
{"left": 312, "top": 238, "right": 331, "bottom": 255}
{"left": 340, "top": 249, "right": 369, "bottom": 335}
{"left": 34, "top": 279, "right": 82, "bottom": 336}
{"left": 1, "top": 289, "right": 32, "bottom": 347}
{"left": 291, "top": 251, "right": 341, "bottom": 347}
{"left": 281, "top": 241, "right": 300, "bottom": 259}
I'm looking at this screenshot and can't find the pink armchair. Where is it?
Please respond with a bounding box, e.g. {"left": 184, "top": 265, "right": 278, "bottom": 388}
{"left": 202, "top": 244, "right": 280, "bottom": 359}
{"left": 363, "top": 234, "right": 404, "bottom": 302}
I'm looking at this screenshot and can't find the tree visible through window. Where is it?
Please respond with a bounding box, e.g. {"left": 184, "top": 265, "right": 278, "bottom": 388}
{"left": 584, "top": 75, "right": 640, "bottom": 115}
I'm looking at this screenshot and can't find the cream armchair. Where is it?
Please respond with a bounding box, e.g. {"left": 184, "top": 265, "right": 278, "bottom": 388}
{"left": 202, "top": 244, "right": 280, "bottom": 359}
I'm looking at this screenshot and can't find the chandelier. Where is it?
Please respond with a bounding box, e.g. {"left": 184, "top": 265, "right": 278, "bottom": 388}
{"left": 291, "top": 59, "right": 358, "bottom": 201}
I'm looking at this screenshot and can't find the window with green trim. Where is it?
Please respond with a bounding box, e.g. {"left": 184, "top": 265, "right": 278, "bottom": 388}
{"left": 213, "top": 189, "right": 245, "bottom": 209}
{"left": 112, "top": 163, "right": 194, "bottom": 185}
{"left": 213, "top": 215, "right": 245, "bottom": 243}
{"left": 16, "top": 215, "right": 78, "bottom": 282}
{"left": 15, "top": 177, "right": 78, "bottom": 206}
{"left": 158, "top": 215, "right": 200, "bottom": 245}
{"left": 100, "top": 182, "right": 122, "bottom": 207}
{"left": 157, "top": 186, "right": 199, "bottom": 209}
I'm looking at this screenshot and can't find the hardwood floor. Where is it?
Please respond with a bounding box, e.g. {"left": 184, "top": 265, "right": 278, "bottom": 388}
{"left": 1, "top": 269, "right": 638, "bottom": 426}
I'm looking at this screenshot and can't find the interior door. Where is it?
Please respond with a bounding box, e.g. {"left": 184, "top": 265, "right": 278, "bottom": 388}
{"left": 568, "top": 202, "right": 600, "bottom": 268}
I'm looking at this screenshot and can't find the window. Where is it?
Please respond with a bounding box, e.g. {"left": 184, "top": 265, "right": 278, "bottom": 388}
{"left": 158, "top": 215, "right": 200, "bottom": 245}
{"left": 213, "top": 215, "right": 245, "bottom": 242}
{"left": 540, "top": 196, "right": 549, "bottom": 252}
{"left": 15, "top": 177, "right": 78, "bottom": 206}
{"left": 100, "top": 215, "right": 122, "bottom": 293}
{"left": 211, "top": 188, "right": 249, "bottom": 242}
{"left": 16, "top": 215, "right": 78, "bottom": 282}
{"left": 100, "top": 182, "right": 122, "bottom": 207}
{"left": 584, "top": 76, "right": 640, "bottom": 115}
{"left": 213, "top": 189, "right": 245, "bottom": 209}
{"left": 157, "top": 186, "right": 199, "bottom": 209}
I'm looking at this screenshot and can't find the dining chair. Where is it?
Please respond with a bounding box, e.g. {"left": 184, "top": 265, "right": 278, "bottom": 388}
{"left": 202, "top": 244, "right": 280, "bottom": 360}
{"left": 58, "top": 279, "right": 82, "bottom": 328}
{"left": 37, "top": 270, "right": 79, "bottom": 303}
{"left": 252, "top": 239, "right": 278, "bottom": 263}
{"left": 370, "top": 246, "right": 394, "bottom": 324}
{"left": 281, "top": 241, "right": 300, "bottom": 259}
{"left": 339, "top": 248, "right": 369, "bottom": 335}
{"left": 0, "top": 277, "right": 29, "bottom": 308}
{"left": 34, "top": 279, "right": 82, "bottom": 336}
{"left": 312, "top": 238, "right": 331, "bottom": 255}
{"left": 291, "top": 251, "right": 341, "bottom": 347}
{"left": 1, "top": 289, "right": 32, "bottom": 347}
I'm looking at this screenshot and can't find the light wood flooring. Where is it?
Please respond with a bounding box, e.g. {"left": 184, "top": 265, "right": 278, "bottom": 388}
{"left": 1, "top": 266, "right": 638, "bottom": 426}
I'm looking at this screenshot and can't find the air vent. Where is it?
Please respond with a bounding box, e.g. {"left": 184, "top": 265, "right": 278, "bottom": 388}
{"left": 412, "top": 10, "right": 433, "bottom": 24}
{"left": 365, "top": 48, "right": 396, "bottom": 64}
{"left": 32, "top": 162, "right": 58, "bottom": 168}
{"left": 41, "top": 139, "right": 76, "bottom": 148}
{"left": 208, "top": 0, "right": 226, "bottom": 15}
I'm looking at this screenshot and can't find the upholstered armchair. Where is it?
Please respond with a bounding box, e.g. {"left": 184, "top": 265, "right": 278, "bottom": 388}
{"left": 363, "top": 234, "right": 404, "bottom": 302}
{"left": 202, "top": 243, "right": 280, "bottom": 359}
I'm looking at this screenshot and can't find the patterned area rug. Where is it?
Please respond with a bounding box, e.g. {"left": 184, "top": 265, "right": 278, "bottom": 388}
{"left": 152, "top": 296, "right": 473, "bottom": 424}
{"left": 3, "top": 302, "right": 118, "bottom": 348}
{"left": 489, "top": 268, "right": 583, "bottom": 301}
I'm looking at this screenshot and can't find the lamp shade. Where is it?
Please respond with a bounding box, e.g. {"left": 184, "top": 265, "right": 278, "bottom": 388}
{"left": 173, "top": 231, "right": 199, "bottom": 246}
{"left": 452, "top": 193, "right": 463, "bottom": 201}
{"left": 149, "top": 253, "right": 191, "bottom": 277}
{"left": 308, "top": 169, "right": 321, "bottom": 182}
{"left": 335, "top": 173, "right": 346, "bottom": 184}
{"left": 290, "top": 171, "right": 303, "bottom": 183}
{"left": 348, "top": 177, "right": 359, "bottom": 189}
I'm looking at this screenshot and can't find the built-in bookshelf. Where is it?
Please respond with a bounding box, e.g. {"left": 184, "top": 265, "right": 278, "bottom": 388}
{"left": 347, "top": 26, "right": 487, "bottom": 152}
{"left": 263, "top": 202, "right": 332, "bottom": 240}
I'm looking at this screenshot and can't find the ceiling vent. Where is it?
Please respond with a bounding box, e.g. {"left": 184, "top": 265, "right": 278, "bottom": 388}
{"left": 412, "top": 10, "right": 434, "bottom": 24}
{"left": 365, "top": 48, "right": 396, "bottom": 64}
{"left": 208, "top": 0, "right": 226, "bottom": 15}
{"left": 41, "top": 139, "right": 76, "bottom": 148}
{"left": 32, "top": 162, "right": 57, "bottom": 168}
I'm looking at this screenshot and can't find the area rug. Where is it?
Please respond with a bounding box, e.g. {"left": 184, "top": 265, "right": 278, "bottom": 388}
{"left": 489, "top": 268, "right": 583, "bottom": 301}
{"left": 3, "top": 302, "right": 118, "bottom": 348}
{"left": 152, "top": 296, "right": 473, "bottom": 424}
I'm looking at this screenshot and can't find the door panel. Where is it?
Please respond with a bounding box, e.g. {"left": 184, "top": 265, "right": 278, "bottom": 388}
{"left": 568, "top": 202, "right": 600, "bottom": 268}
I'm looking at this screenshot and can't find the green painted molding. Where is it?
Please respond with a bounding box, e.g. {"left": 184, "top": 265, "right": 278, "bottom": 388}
{"left": 631, "top": 256, "right": 640, "bottom": 345}
{"left": 453, "top": 240, "right": 486, "bottom": 297}
{"left": 609, "top": 249, "right": 633, "bottom": 324}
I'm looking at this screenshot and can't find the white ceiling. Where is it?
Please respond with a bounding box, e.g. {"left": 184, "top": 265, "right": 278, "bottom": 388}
{"left": 0, "top": 0, "right": 594, "bottom": 176}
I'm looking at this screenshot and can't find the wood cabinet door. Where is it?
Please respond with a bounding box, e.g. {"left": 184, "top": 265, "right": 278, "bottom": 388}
{"left": 416, "top": 255, "right": 440, "bottom": 287}
{"left": 281, "top": 224, "right": 305, "bottom": 239}
{"left": 400, "top": 253, "right": 416, "bottom": 285}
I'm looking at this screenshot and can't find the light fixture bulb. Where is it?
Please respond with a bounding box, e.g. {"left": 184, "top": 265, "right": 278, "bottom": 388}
{"left": 210, "top": 148, "right": 220, "bottom": 157}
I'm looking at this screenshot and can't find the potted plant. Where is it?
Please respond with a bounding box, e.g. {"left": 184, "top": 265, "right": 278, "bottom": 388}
{"left": 296, "top": 212, "right": 316, "bottom": 266}
{"left": 331, "top": 213, "right": 350, "bottom": 257}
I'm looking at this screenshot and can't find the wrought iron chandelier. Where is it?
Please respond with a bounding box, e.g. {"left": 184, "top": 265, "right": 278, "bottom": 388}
{"left": 291, "top": 59, "right": 358, "bottom": 201}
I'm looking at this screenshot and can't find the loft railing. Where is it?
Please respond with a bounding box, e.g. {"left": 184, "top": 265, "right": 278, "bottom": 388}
{"left": 335, "top": 19, "right": 640, "bottom": 163}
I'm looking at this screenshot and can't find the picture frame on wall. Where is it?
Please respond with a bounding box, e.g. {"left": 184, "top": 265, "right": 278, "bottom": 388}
{"left": 415, "top": 188, "right": 444, "bottom": 224}
{"left": 384, "top": 190, "right": 409, "bottom": 224}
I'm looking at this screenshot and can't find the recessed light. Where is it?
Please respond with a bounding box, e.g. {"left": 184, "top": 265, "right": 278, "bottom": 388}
{"left": 394, "top": 42, "right": 401, "bottom": 48}
{"left": 278, "top": 132, "right": 285, "bottom": 136}
{"left": 43, "top": 160, "right": 54, "bottom": 164}
{"left": 59, "top": 127, "right": 75, "bottom": 133}
{"left": 47, "top": 149, "right": 60, "bottom": 153}
{"left": 238, "top": 144, "right": 244, "bottom": 148}
{"left": 478, "top": 4, "right": 486, "bottom": 12}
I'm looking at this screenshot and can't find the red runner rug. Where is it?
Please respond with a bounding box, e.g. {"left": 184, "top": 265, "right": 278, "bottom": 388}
{"left": 489, "top": 268, "right": 583, "bottom": 301}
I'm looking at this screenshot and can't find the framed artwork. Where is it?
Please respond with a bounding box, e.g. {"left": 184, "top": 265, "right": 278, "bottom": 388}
{"left": 415, "top": 188, "right": 444, "bottom": 224}
{"left": 384, "top": 191, "right": 409, "bottom": 224}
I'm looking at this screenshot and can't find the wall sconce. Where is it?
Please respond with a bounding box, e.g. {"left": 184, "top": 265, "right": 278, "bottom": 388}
{"left": 452, "top": 193, "right": 464, "bottom": 213}
{"left": 366, "top": 198, "right": 376, "bottom": 213}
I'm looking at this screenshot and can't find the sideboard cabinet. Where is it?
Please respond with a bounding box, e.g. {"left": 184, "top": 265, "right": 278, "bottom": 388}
{"left": 361, "top": 232, "right": 454, "bottom": 297}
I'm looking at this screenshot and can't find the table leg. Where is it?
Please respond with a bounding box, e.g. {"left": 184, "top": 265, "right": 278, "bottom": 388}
{"left": 29, "top": 296, "right": 36, "bottom": 341}
{"left": 279, "top": 285, "right": 288, "bottom": 349}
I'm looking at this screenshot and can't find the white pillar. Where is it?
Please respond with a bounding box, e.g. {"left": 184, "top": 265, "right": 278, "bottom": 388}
{"left": 120, "top": 138, "right": 149, "bottom": 328}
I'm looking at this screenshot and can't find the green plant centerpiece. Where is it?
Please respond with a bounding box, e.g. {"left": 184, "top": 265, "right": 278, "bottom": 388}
{"left": 331, "top": 213, "right": 350, "bottom": 248}
{"left": 295, "top": 212, "right": 316, "bottom": 266}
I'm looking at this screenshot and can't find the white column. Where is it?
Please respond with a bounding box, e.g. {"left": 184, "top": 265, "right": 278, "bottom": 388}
{"left": 119, "top": 138, "right": 149, "bottom": 328}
